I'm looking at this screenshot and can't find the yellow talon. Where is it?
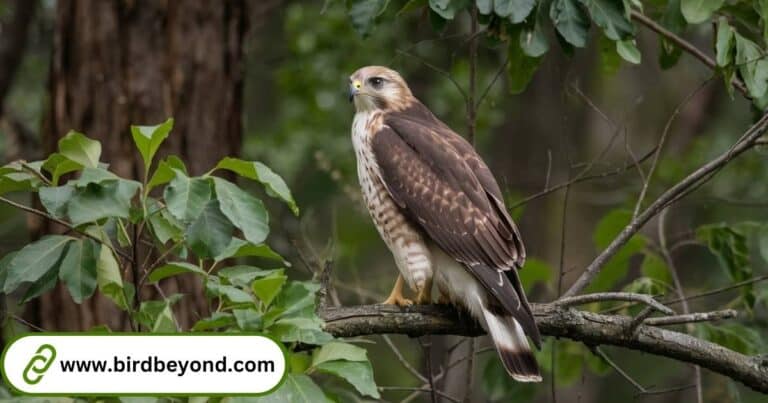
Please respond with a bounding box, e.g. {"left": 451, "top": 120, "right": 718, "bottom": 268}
{"left": 381, "top": 275, "right": 413, "bottom": 307}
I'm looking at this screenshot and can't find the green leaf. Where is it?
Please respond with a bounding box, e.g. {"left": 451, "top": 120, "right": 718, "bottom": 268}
{"left": 4, "top": 235, "right": 73, "bottom": 293}
{"left": 58, "top": 131, "right": 101, "bottom": 168}
{"left": 640, "top": 252, "right": 672, "bottom": 284}
{"left": 349, "top": 0, "right": 388, "bottom": 37}
{"left": 213, "top": 177, "right": 269, "bottom": 245}
{"left": 273, "top": 281, "right": 321, "bottom": 318}
{"left": 477, "top": 0, "right": 492, "bottom": 14}
{"left": 494, "top": 0, "right": 535, "bottom": 23}
{"left": 314, "top": 361, "right": 380, "bottom": 398}
{"left": 588, "top": 209, "right": 646, "bottom": 292}
{"left": 215, "top": 238, "right": 286, "bottom": 263}
{"left": 257, "top": 374, "right": 330, "bottom": 403}
{"left": 581, "top": 0, "right": 634, "bottom": 41}
{"left": 148, "top": 261, "right": 206, "bottom": 283}
{"left": 186, "top": 200, "right": 234, "bottom": 258}
{"left": 96, "top": 247, "right": 129, "bottom": 310}
{"left": 616, "top": 39, "right": 641, "bottom": 64}
{"left": 67, "top": 180, "right": 140, "bottom": 225}
{"left": 659, "top": 0, "right": 686, "bottom": 69}
{"left": 550, "top": 0, "right": 590, "bottom": 48}
{"left": 130, "top": 118, "right": 174, "bottom": 173}
{"left": 269, "top": 317, "right": 333, "bottom": 345}
{"left": 695, "top": 323, "right": 763, "bottom": 355}
{"left": 205, "top": 276, "right": 252, "bottom": 304}
{"left": 147, "top": 156, "right": 186, "bottom": 192}
{"left": 508, "top": 29, "right": 542, "bottom": 94}
{"left": 39, "top": 185, "right": 75, "bottom": 219}
{"left": 681, "top": 0, "right": 724, "bottom": 24}
{"left": 42, "top": 153, "right": 82, "bottom": 185}
{"left": 192, "top": 312, "right": 236, "bottom": 331}
{"left": 520, "top": 5, "right": 549, "bottom": 57}
{"left": 519, "top": 258, "right": 552, "bottom": 292}
{"left": 233, "top": 308, "right": 263, "bottom": 331}
{"left": 214, "top": 158, "right": 298, "bottom": 215}
{"left": 152, "top": 303, "right": 177, "bottom": 333}
{"left": 734, "top": 33, "right": 768, "bottom": 100}
{"left": 70, "top": 167, "right": 119, "bottom": 187}
{"left": 715, "top": 18, "right": 734, "bottom": 67}
{"left": 429, "top": 0, "right": 466, "bottom": 19}
{"left": 758, "top": 224, "right": 768, "bottom": 264}
{"left": 599, "top": 34, "right": 622, "bottom": 75}
{"left": 312, "top": 342, "right": 369, "bottom": 366}
{"left": 59, "top": 239, "right": 100, "bottom": 303}
{"left": 218, "top": 265, "right": 276, "bottom": 285}
{"left": 0, "top": 252, "right": 18, "bottom": 292}
{"left": 251, "top": 270, "right": 287, "bottom": 306}
{"left": 148, "top": 206, "right": 184, "bottom": 244}
{"left": 697, "top": 224, "right": 755, "bottom": 309}
{"left": 20, "top": 267, "right": 59, "bottom": 303}
{"left": 164, "top": 170, "right": 212, "bottom": 223}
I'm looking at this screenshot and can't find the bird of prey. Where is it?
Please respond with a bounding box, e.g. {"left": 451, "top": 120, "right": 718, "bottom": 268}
{"left": 348, "top": 66, "right": 541, "bottom": 382}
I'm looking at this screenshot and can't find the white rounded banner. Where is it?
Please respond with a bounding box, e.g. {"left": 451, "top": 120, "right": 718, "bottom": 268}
{"left": 1, "top": 334, "right": 286, "bottom": 395}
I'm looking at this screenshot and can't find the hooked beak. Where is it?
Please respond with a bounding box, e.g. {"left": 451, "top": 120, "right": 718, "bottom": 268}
{"left": 348, "top": 79, "right": 362, "bottom": 102}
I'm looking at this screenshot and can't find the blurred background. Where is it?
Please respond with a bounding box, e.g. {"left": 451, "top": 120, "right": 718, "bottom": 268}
{"left": 0, "top": 0, "right": 766, "bottom": 402}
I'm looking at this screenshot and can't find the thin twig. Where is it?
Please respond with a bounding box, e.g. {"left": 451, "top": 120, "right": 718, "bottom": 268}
{"left": 633, "top": 79, "right": 712, "bottom": 218}
{"left": 0, "top": 195, "right": 133, "bottom": 262}
{"left": 555, "top": 292, "right": 674, "bottom": 315}
{"left": 378, "top": 386, "right": 461, "bottom": 403}
{"left": 564, "top": 112, "right": 768, "bottom": 297}
{"left": 509, "top": 147, "right": 657, "bottom": 209}
{"left": 592, "top": 347, "right": 647, "bottom": 393}
{"left": 630, "top": 11, "right": 748, "bottom": 97}
{"left": 420, "top": 337, "right": 438, "bottom": 403}
{"left": 381, "top": 335, "right": 428, "bottom": 383}
{"left": 644, "top": 309, "right": 738, "bottom": 326}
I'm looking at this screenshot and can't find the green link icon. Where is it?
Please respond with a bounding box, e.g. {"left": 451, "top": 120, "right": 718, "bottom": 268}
{"left": 22, "top": 344, "right": 57, "bottom": 385}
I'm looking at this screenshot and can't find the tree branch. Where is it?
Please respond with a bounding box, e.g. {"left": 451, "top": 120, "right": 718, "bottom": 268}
{"left": 563, "top": 112, "right": 768, "bottom": 297}
{"left": 630, "top": 11, "right": 749, "bottom": 98}
{"left": 320, "top": 303, "right": 768, "bottom": 393}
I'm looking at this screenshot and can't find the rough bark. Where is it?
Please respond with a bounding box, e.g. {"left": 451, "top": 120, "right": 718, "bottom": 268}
{"left": 34, "top": 0, "right": 247, "bottom": 331}
{"left": 321, "top": 303, "right": 768, "bottom": 394}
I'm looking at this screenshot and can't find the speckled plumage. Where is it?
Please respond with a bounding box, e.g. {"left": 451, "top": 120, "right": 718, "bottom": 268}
{"left": 352, "top": 110, "right": 433, "bottom": 293}
{"left": 349, "top": 66, "right": 541, "bottom": 382}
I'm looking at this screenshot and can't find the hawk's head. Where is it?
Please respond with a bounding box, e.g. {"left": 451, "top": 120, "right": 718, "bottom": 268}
{"left": 349, "top": 66, "right": 413, "bottom": 112}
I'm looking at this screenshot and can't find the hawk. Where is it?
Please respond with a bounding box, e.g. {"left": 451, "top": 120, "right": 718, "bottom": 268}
{"left": 348, "top": 66, "right": 541, "bottom": 382}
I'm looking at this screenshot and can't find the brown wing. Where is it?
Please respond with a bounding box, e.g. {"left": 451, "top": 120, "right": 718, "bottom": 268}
{"left": 370, "top": 111, "right": 539, "bottom": 345}
{"left": 377, "top": 107, "right": 525, "bottom": 269}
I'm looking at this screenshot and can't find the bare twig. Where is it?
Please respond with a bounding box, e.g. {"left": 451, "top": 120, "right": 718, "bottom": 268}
{"left": 382, "top": 335, "right": 428, "bottom": 383}
{"left": 564, "top": 112, "right": 768, "bottom": 297}
{"left": 378, "top": 386, "right": 461, "bottom": 403}
{"left": 509, "top": 147, "right": 657, "bottom": 209}
{"left": 592, "top": 347, "right": 647, "bottom": 393}
{"left": 633, "top": 79, "right": 712, "bottom": 218}
{"left": 644, "top": 309, "right": 738, "bottom": 326}
{"left": 555, "top": 292, "right": 674, "bottom": 315}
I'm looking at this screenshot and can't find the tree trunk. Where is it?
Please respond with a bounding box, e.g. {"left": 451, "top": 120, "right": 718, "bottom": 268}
{"left": 33, "top": 0, "right": 246, "bottom": 331}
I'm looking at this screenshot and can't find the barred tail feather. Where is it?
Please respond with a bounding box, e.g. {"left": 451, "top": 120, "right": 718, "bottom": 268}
{"left": 481, "top": 306, "right": 542, "bottom": 382}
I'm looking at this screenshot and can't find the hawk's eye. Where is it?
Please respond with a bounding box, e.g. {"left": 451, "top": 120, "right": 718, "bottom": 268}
{"left": 368, "top": 77, "right": 384, "bottom": 89}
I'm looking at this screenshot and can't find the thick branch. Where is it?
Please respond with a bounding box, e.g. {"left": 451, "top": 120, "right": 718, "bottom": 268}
{"left": 564, "top": 112, "right": 768, "bottom": 297}
{"left": 321, "top": 304, "right": 768, "bottom": 393}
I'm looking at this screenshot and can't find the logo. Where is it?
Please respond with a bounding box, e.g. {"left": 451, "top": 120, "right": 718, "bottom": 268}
{"left": 22, "top": 344, "right": 57, "bottom": 385}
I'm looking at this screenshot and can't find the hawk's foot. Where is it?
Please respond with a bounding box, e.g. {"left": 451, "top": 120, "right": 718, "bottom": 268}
{"left": 381, "top": 293, "right": 414, "bottom": 307}
{"left": 381, "top": 274, "right": 413, "bottom": 307}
